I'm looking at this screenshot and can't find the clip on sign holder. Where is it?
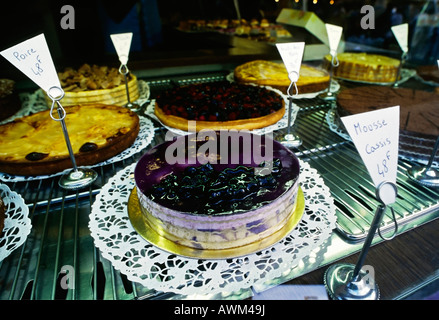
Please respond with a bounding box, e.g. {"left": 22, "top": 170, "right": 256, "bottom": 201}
{"left": 407, "top": 134, "right": 439, "bottom": 187}
{"left": 48, "top": 86, "right": 98, "bottom": 190}
{"left": 276, "top": 71, "right": 302, "bottom": 148}
{"left": 324, "top": 181, "right": 399, "bottom": 300}
{"left": 318, "top": 53, "right": 339, "bottom": 101}
{"left": 119, "top": 63, "right": 140, "bottom": 112}
{"left": 393, "top": 51, "right": 408, "bottom": 88}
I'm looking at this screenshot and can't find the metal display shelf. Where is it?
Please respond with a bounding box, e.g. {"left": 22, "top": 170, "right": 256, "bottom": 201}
{"left": 1, "top": 72, "right": 438, "bottom": 300}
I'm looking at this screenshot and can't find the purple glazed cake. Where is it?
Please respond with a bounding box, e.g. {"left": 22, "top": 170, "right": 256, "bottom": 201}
{"left": 134, "top": 131, "right": 300, "bottom": 250}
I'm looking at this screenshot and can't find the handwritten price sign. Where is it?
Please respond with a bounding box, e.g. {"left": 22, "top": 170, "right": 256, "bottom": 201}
{"left": 391, "top": 23, "right": 408, "bottom": 53}
{"left": 0, "top": 33, "right": 60, "bottom": 93}
{"left": 275, "top": 42, "right": 305, "bottom": 82}
{"left": 110, "top": 32, "right": 133, "bottom": 65}
{"left": 326, "top": 23, "right": 343, "bottom": 57}
{"left": 341, "top": 106, "right": 400, "bottom": 204}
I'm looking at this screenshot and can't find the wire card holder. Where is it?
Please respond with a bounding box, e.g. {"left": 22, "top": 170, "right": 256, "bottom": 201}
{"left": 47, "top": 86, "right": 98, "bottom": 190}
{"left": 119, "top": 62, "right": 140, "bottom": 112}
{"left": 276, "top": 71, "right": 302, "bottom": 148}
{"left": 407, "top": 134, "right": 439, "bottom": 187}
{"left": 393, "top": 51, "right": 408, "bottom": 88}
{"left": 324, "top": 181, "right": 399, "bottom": 300}
{"left": 319, "top": 52, "right": 339, "bottom": 101}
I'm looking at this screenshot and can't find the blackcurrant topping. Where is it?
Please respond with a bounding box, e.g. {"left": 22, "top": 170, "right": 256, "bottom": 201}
{"left": 79, "top": 142, "right": 98, "bottom": 152}
{"left": 148, "top": 159, "right": 284, "bottom": 215}
{"left": 156, "top": 82, "right": 283, "bottom": 121}
{"left": 25, "top": 152, "right": 49, "bottom": 161}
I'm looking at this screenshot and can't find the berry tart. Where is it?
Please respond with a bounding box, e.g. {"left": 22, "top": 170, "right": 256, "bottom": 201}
{"left": 154, "top": 81, "right": 285, "bottom": 131}
{"left": 134, "top": 131, "right": 301, "bottom": 252}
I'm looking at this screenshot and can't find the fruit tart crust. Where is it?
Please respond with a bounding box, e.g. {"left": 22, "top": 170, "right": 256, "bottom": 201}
{"left": 154, "top": 100, "right": 285, "bottom": 132}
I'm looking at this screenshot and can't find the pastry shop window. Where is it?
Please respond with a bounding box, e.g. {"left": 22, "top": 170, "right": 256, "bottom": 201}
{"left": 0, "top": 0, "right": 438, "bottom": 78}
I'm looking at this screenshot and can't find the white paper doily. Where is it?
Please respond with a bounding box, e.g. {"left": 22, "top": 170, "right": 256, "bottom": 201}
{"left": 0, "top": 184, "right": 32, "bottom": 262}
{"left": 144, "top": 84, "right": 299, "bottom": 136}
{"left": 89, "top": 160, "right": 336, "bottom": 297}
{"left": 0, "top": 116, "right": 155, "bottom": 182}
{"left": 326, "top": 107, "right": 351, "bottom": 141}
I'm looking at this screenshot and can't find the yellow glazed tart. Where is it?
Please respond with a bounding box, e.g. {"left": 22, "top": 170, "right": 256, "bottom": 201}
{"left": 0, "top": 104, "right": 139, "bottom": 176}
{"left": 325, "top": 52, "right": 400, "bottom": 83}
{"left": 234, "top": 60, "right": 330, "bottom": 93}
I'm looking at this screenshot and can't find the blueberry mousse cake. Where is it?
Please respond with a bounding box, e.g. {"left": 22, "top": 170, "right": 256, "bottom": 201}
{"left": 134, "top": 131, "right": 300, "bottom": 251}
{"left": 154, "top": 81, "right": 285, "bottom": 131}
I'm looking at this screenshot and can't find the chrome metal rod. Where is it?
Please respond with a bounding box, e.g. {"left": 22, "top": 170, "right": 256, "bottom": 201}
{"left": 426, "top": 135, "right": 439, "bottom": 170}
{"left": 123, "top": 73, "right": 132, "bottom": 104}
{"left": 287, "top": 97, "right": 293, "bottom": 135}
{"left": 352, "top": 204, "right": 386, "bottom": 281}
{"left": 58, "top": 107, "right": 78, "bottom": 172}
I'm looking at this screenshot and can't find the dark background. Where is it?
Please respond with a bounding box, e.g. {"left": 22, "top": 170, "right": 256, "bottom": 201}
{"left": 0, "top": 0, "right": 430, "bottom": 80}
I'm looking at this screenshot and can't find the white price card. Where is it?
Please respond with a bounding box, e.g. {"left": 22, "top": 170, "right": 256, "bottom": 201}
{"left": 275, "top": 42, "right": 305, "bottom": 82}
{"left": 391, "top": 23, "right": 408, "bottom": 53}
{"left": 110, "top": 32, "right": 133, "bottom": 65}
{"left": 325, "top": 23, "right": 343, "bottom": 56}
{"left": 0, "top": 33, "right": 60, "bottom": 94}
{"left": 341, "top": 106, "right": 400, "bottom": 204}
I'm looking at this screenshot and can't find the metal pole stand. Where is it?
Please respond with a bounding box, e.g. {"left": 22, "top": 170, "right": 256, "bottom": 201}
{"left": 324, "top": 181, "right": 399, "bottom": 300}
{"left": 119, "top": 63, "right": 140, "bottom": 112}
{"left": 393, "top": 52, "right": 407, "bottom": 88}
{"left": 407, "top": 134, "right": 439, "bottom": 188}
{"left": 275, "top": 71, "right": 302, "bottom": 148}
{"left": 48, "top": 86, "right": 98, "bottom": 190}
{"left": 318, "top": 53, "right": 339, "bottom": 101}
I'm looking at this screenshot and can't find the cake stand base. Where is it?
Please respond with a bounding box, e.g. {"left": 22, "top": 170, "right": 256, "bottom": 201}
{"left": 407, "top": 166, "right": 439, "bottom": 188}
{"left": 318, "top": 90, "right": 337, "bottom": 101}
{"left": 276, "top": 133, "right": 302, "bottom": 148}
{"left": 125, "top": 102, "right": 141, "bottom": 112}
{"left": 324, "top": 263, "right": 379, "bottom": 300}
{"left": 59, "top": 168, "right": 98, "bottom": 190}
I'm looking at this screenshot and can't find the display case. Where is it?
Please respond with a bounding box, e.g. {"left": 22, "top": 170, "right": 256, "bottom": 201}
{"left": 0, "top": 0, "right": 438, "bottom": 301}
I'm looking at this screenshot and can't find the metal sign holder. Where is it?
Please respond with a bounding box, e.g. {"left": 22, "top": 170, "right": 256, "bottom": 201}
{"left": 319, "top": 53, "right": 339, "bottom": 101}
{"left": 407, "top": 134, "right": 439, "bottom": 187}
{"left": 324, "top": 181, "right": 399, "bottom": 300}
{"left": 119, "top": 63, "right": 140, "bottom": 112}
{"left": 276, "top": 71, "right": 302, "bottom": 148}
{"left": 393, "top": 52, "right": 408, "bottom": 87}
{"left": 47, "top": 86, "right": 98, "bottom": 190}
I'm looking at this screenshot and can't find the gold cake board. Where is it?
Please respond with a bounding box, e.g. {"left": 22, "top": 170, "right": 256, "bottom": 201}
{"left": 128, "top": 187, "right": 305, "bottom": 259}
